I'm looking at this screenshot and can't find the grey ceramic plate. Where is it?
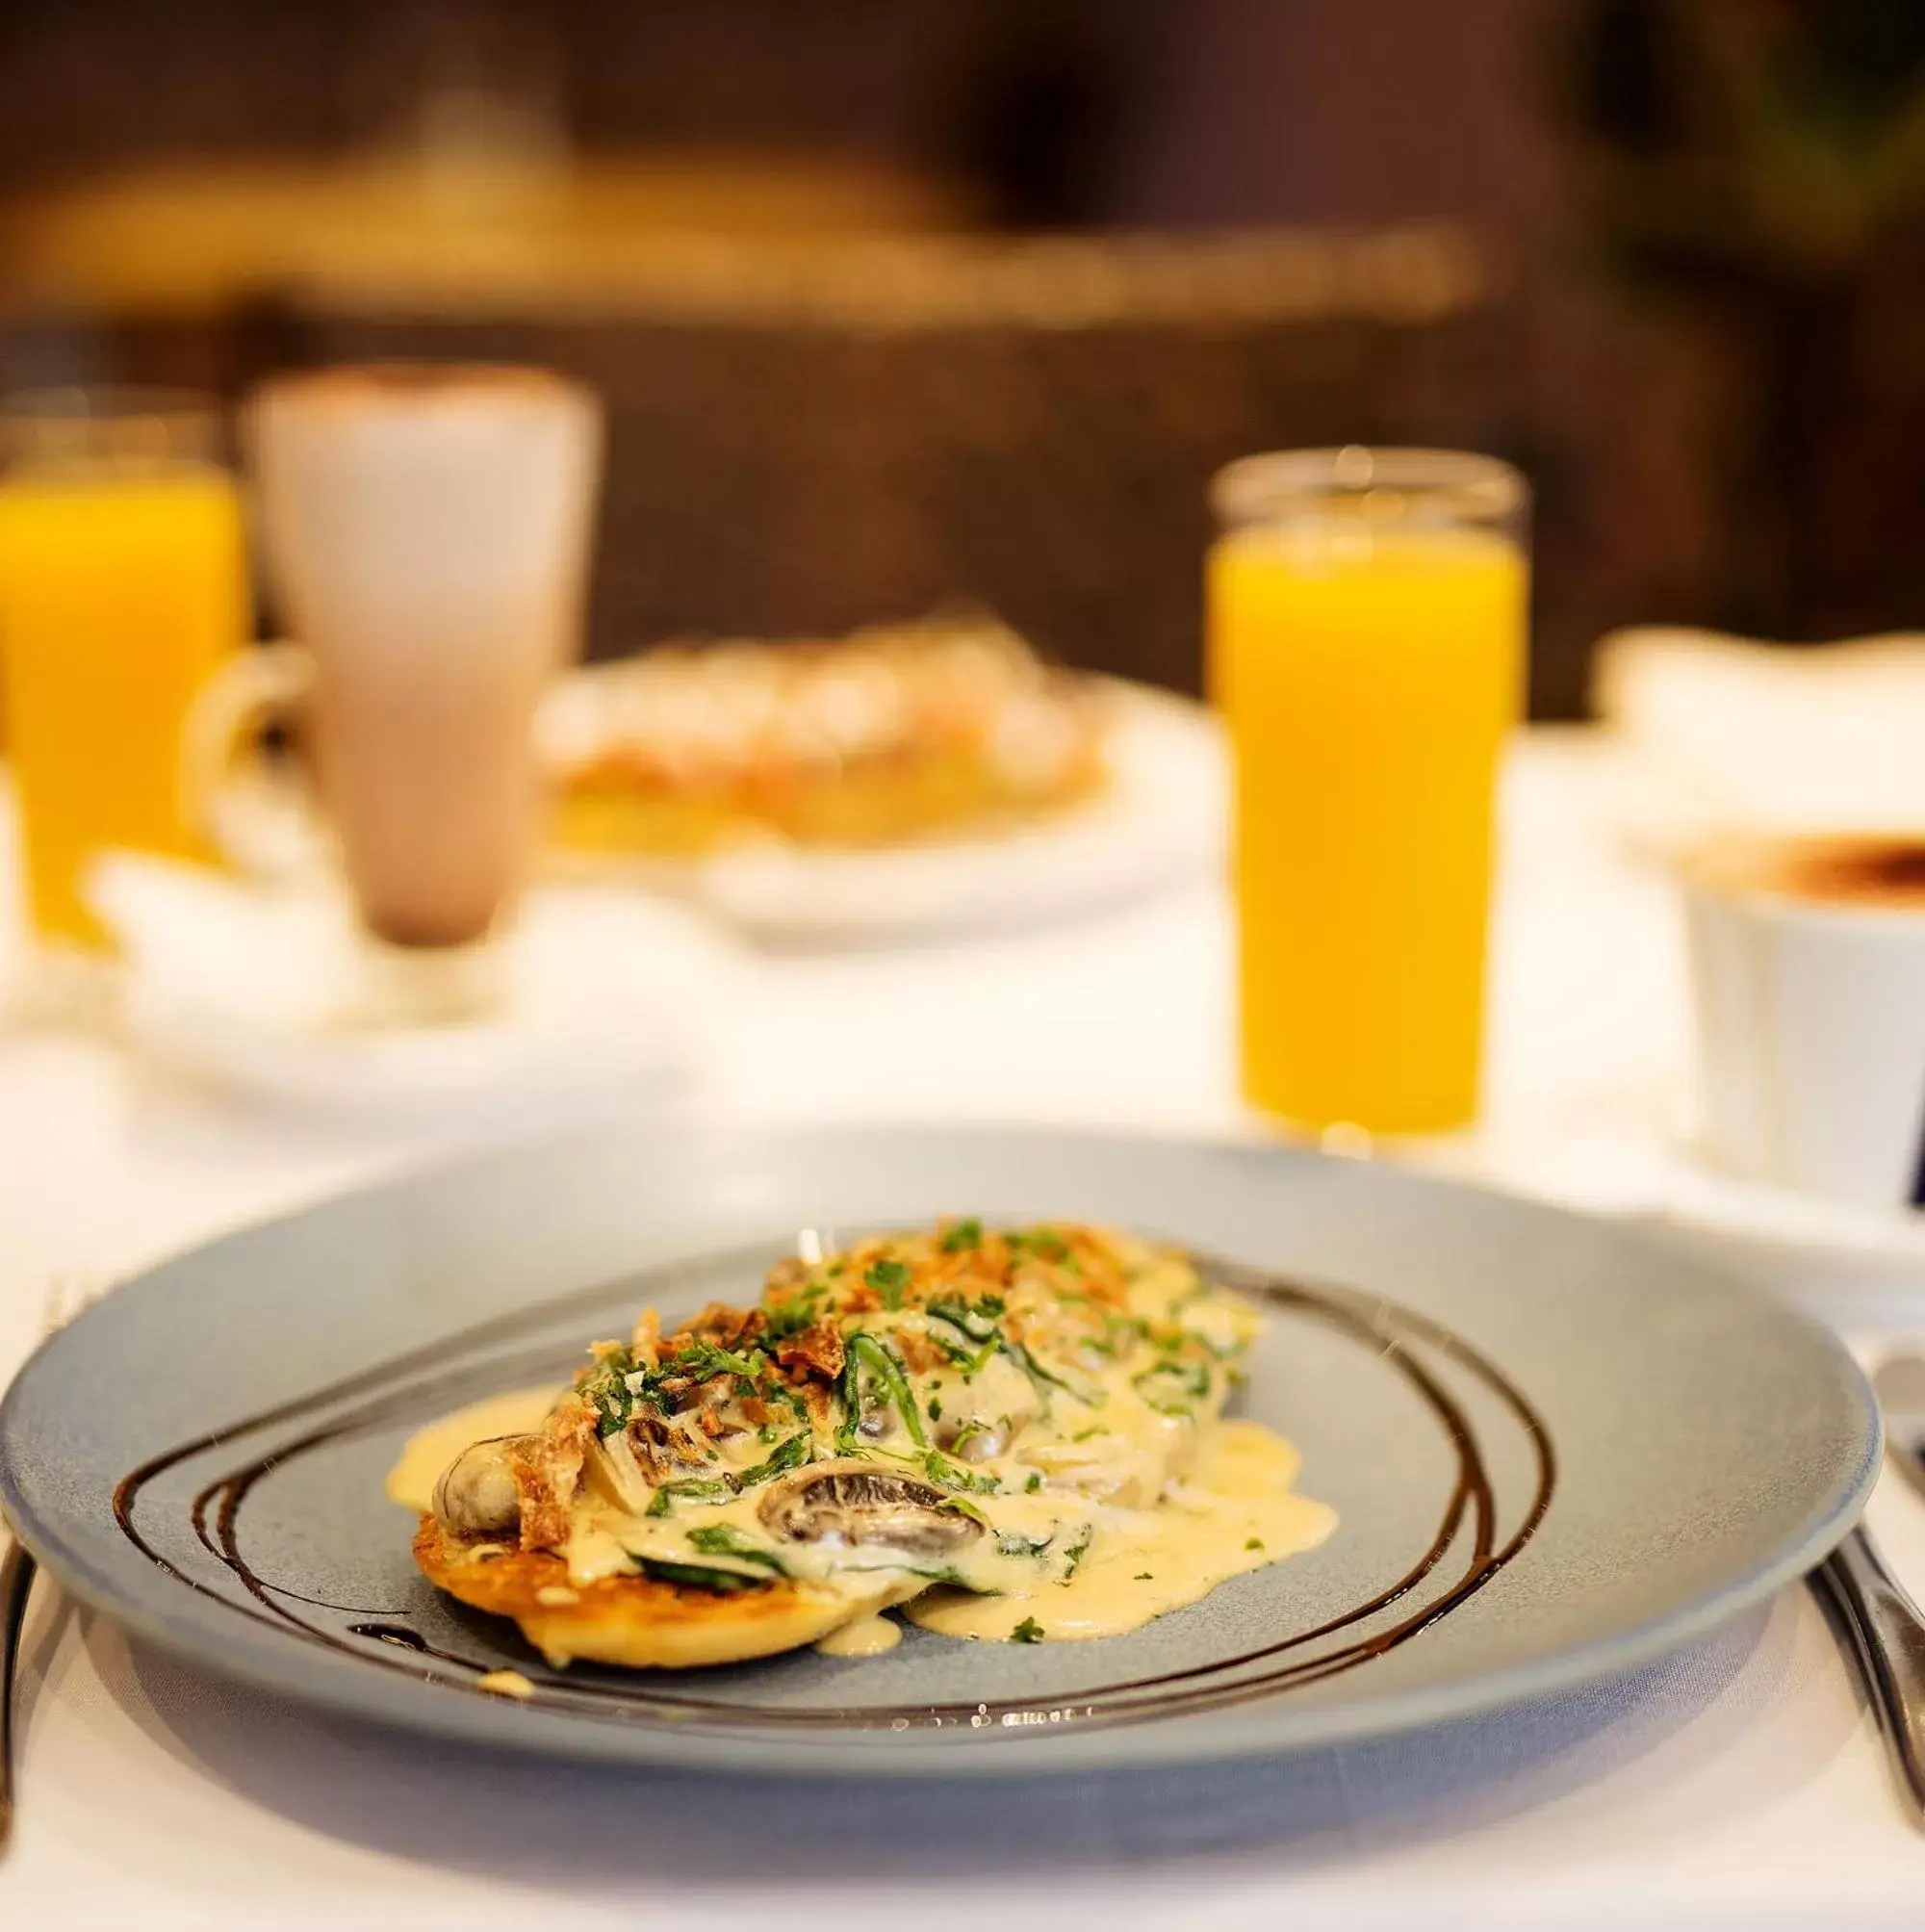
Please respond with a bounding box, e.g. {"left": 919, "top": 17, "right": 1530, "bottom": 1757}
{"left": 0, "top": 1125, "right": 1879, "bottom": 1778}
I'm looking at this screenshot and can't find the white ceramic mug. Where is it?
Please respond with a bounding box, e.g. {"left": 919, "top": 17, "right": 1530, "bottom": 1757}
{"left": 189, "top": 364, "right": 603, "bottom": 953}
{"left": 1682, "top": 834, "right": 1925, "bottom": 1209}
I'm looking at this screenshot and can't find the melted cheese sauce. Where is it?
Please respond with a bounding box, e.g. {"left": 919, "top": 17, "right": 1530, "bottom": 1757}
{"left": 812, "top": 1613, "right": 904, "bottom": 1658}
{"left": 907, "top": 1422, "right": 1336, "bottom": 1641}
{"left": 385, "top": 1386, "right": 560, "bottom": 1514}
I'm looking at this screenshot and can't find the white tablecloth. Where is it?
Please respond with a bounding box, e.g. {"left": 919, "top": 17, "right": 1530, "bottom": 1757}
{"left": 5, "top": 730, "right": 1925, "bottom": 1928}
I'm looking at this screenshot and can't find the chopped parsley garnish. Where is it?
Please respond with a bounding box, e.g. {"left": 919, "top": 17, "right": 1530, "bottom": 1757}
{"left": 1024, "top": 1473, "right": 1043, "bottom": 1493}
{"left": 668, "top": 1337, "right": 764, "bottom": 1384}
{"left": 928, "top": 1397, "right": 943, "bottom": 1421}
{"left": 578, "top": 1347, "right": 638, "bottom": 1436}
{"left": 1245, "top": 1537, "right": 1265, "bottom": 1552}
{"left": 1062, "top": 1526, "right": 1093, "bottom": 1577}
{"left": 1012, "top": 1616, "right": 1046, "bottom": 1643}
{"left": 865, "top": 1257, "right": 912, "bottom": 1308}
{"left": 940, "top": 1217, "right": 984, "bottom": 1252}
{"left": 1010, "top": 1227, "right": 1070, "bottom": 1264}
{"left": 1135, "top": 1571, "right": 1155, "bottom": 1581}
{"left": 760, "top": 1296, "right": 821, "bottom": 1344}
{"left": 1132, "top": 1357, "right": 1213, "bottom": 1416}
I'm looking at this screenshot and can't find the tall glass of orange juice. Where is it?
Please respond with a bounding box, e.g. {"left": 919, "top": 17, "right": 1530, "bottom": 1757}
{"left": 0, "top": 392, "right": 247, "bottom": 947}
{"left": 1208, "top": 448, "right": 1527, "bottom": 1136}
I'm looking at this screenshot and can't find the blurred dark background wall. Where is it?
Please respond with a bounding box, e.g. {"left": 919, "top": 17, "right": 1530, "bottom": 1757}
{"left": 2, "top": 0, "right": 1921, "bottom": 716}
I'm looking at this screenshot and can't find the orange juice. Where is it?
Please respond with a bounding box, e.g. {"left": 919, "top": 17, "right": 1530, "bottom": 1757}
{"left": 0, "top": 464, "right": 246, "bottom": 944}
{"left": 1209, "top": 522, "right": 1526, "bottom": 1133}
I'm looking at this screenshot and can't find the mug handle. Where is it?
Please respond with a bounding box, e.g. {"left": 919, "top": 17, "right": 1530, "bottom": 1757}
{"left": 181, "top": 643, "right": 328, "bottom": 881}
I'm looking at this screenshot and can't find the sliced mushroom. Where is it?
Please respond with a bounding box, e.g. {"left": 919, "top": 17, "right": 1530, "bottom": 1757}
{"left": 757, "top": 1459, "right": 983, "bottom": 1558}
{"left": 432, "top": 1435, "right": 528, "bottom": 1537}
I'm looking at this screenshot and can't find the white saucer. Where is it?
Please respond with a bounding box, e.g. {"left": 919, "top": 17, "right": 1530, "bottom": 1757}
{"left": 1644, "top": 1142, "right": 1925, "bottom": 1284}
{"left": 1499, "top": 1121, "right": 1925, "bottom": 1292}
{"left": 545, "top": 681, "right": 1225, "bottom": 944}
{"left": 86, "top": 856, "right": 740, "bottom": 1122}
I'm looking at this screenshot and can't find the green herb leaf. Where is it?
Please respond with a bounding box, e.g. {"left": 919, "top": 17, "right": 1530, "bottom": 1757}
{"left": 1245, "top": 1537, "right": 1265, "bottom": 1552}
{"left": 926, "top": 1297, "right": 1000, "bottom": 1343}
{"left": 644, "top": 1474, "right": 741, "bottom": 1517}
{"left": 686, "top": 1524, "right": 787, "bottom": 1573}
{"left": 737, "top": 1431, "right": 812, "bottom": 1486}
{"left": 921, "top": 1448, "right": 1000, "bottom": 1494}
{"left": 638, "top": 1558, "right": 770, "bottom": 1595}
{"left": 837, "top": 1333, "right": 928, "bottom": 1453}
{"left": 996, "top": 1531, "right": 1053, "bottom": 1557}
{"left": 1024, "top": 1472, "right": 1043, "bottom": 1493}
{"left": 1012, "top": 1616, "right": 1046, "bottom": 1643}
{"left": 940, "top": 1217, "right": 984, "bottom": 1253}
{"left": 1003, "top": 1335, "right": 1089, "bottom": 1402}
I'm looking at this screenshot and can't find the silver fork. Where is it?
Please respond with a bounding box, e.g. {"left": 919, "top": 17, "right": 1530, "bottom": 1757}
{"left": 1808, "top": 1355, "right": 1925, "bottom": 1825}
{"left": 1, "top": 1273, "right": 99, "bottom": 1851}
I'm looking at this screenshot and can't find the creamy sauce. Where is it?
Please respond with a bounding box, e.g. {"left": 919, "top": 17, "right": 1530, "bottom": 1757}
{"left": 813, "top": 1613, "right": 904, "bottom": 1658}
{"left": 385, "top": 1386, "right": 560, "bottom": 1513}
{"left": 907, "top": 1421, "right": 1336, "bottom": 1641}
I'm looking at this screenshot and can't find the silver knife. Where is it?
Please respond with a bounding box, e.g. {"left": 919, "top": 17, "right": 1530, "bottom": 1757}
{"left": 1809, "top": 1355, "right": 1925, "bottom": 1823}
{"left": 0, "top": 1533, "right": 32, "bottom": 1849}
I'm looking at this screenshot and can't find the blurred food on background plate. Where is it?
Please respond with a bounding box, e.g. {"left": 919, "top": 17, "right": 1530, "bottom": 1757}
{"left": 542, "top": 614, "right": 1110, "bottom": 857}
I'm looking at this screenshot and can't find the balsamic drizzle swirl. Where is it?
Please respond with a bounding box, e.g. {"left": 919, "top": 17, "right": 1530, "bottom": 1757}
{"left": 111, "top": 1247, "right": 1555, "bottom": 1739}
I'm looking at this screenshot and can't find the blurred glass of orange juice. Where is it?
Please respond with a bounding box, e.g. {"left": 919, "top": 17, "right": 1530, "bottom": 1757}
{"left": 0, "top": 393, "right": 247, "bottom": 946}
{"left": 1208, "top": 448, "right": 1527, "bottom": 1136}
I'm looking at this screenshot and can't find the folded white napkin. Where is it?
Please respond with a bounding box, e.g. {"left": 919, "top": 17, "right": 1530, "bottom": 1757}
{"left": 82, "top": 853, "right": 734, "bottom": 1120}
{"left": 1594, "top": 626, "right": 1925, "bottom": 847}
